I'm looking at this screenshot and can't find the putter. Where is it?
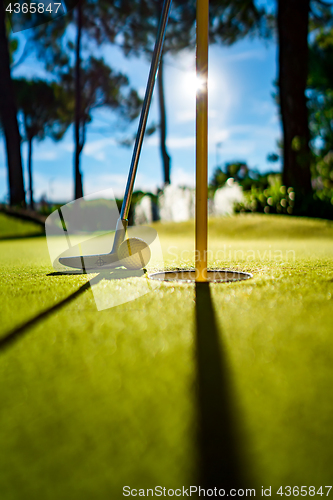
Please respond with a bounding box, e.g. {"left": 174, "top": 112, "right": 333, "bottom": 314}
{"left": 58, "top": 0, "right": 172, "bottom": 270}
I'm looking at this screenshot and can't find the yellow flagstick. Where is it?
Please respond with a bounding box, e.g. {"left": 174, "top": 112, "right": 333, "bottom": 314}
{"left": 195, "top": 0, "right": 209, "bottom": 282}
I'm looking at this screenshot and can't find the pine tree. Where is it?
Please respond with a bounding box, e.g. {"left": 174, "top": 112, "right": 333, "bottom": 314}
{"left": 14, "top": 78, "right": 70, "bottom": 209}
{"left": 0, "top": 3, "right": 25, "bottom": 206}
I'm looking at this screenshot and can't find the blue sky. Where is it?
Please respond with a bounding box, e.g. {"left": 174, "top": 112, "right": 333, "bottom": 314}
{"left": 0, "top": 24, "right": 281, "bottom": 203}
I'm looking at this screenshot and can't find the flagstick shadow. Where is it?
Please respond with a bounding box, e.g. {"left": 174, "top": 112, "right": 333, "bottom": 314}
{"left": 195, "top": 282, "right": 249, "bottom": 491}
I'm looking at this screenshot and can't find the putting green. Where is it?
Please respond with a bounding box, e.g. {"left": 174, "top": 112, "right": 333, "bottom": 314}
{"left": 0, "top": 212, "right": 44, "bottom": 239}
{"left": 0, "top": 214, "right": 333, "bottom": 499}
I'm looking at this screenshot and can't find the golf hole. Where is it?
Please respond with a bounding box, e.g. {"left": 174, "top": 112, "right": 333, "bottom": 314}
{"left": 148, "top": 269, "right": 253, "bottom": 283}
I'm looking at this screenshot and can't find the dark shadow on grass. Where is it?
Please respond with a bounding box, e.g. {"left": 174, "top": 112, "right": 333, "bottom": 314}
{"left": 0, "top": 276, "right": 100, "bottom": 352}
{"left": 47, "top": 271, "right": 88, "bottom": 276}
{"left": 0, "top": 232, "right": 44, "bottom": 241}
{"left": 195, "top": 282, "right": 249, "bottom": 491}
{"left": 0, "top": 269, "right": 148, "bottom": 352}
{"left": 47, "top": 268, "right": 146, "bottom": 280}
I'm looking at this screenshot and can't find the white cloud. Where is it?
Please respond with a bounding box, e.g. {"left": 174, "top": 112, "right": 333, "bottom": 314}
{"left": 138, "top": 87, "right": 146, "bottom": 98}
{"left": 84, "top": 137, "right": 116, "bottom": 154}
{"left": 145, "top": 135, "right": 195, "bottom": 149}
{"left": 269, "top": 114, "right": 280, "bottom": 126}
{"left": 135, "top": 173, "right": 161, "bottom": 194}
{"left": 171, "top": 167, "right": 195, "bottom": 188}
{"left": 168, "top": 136, "right": 195, "bottom": 149}
{"left": 208, "top": 109, "right": 218, "bottom": 119}
{"left": 221, "top": 49, "right": 267, "bottom": 63}
{"left": 223, "top": 124, "right": 280, "bottom": 141}
{"left": 34, "top": 150, "right": 59, "bottom": 161}
{"left": 208, "top": 128, "right": 231, "bottom": 147}
{"left": 61, "top": 142, "right": 74, "bottom": 153}
{"left": 145, "top": 128, "right": 232, "bottom": 153}
{"left": 20, "top": 141, "right": 63, "bottom": 163}
{"left": 84, "top": 171, "right": 160, "bottom": 198}
{"left": 61, "top": 137, "right": 118, "bottom": 162}
{"left": 84, "top": 173, "right": 128, "bottom": 198}
{"left": 215, "top": 140, "right": 257, "bottom": 158}
{"left": 83, "top": 138, "right": 117, "bottom": 161}
{"left": 32, "top": 171, "right": 72, "bottom": 202}
{"left": 176, "top": 109, "right": 195, "bottom": 123}
{"left": 251, "top": 99, "right": 275, "bottom": 116}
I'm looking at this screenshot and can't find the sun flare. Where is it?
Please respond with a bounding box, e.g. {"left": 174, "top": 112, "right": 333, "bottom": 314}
{"left": 183, "top": 71, "right": 214, "bottom": 96}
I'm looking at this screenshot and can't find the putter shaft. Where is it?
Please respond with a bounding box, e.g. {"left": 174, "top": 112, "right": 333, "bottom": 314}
{"left": 119, "top": 0, "right": 173, "bottom": 225}
{"left": 58, "top": 0, "right": 172, "bottom": 270}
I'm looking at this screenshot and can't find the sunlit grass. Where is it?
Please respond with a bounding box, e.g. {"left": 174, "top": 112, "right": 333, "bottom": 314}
{"left": 0, "top": 213, "right": 332, "bottom": 498}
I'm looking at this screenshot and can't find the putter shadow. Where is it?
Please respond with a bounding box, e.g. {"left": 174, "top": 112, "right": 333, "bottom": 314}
{"left": 0, "top": 275, "right": 101, "bottom": 352}
{"left": 0, "top": 269, "right": 148, "bottom": 352}
{"left": 0, "top": 233, "right": 44, "bottom": 241}
{"left": 47, "top": 268, "right": 146, "bottom": 280}
{"left": 195, "top": 282, "right": 248, "bottom": 490}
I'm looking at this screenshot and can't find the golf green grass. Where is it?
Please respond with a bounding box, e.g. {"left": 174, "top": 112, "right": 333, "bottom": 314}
{"left": 0, "top": 213, "right": 333, "bottom": 499}
{"left": 0, "top": 212, "right": 44, "bottom": 239}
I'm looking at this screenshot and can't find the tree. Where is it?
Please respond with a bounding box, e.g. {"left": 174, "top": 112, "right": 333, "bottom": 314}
{"left": 30, "top": 0, "right": 140, "bottom": 199}
{"left": 60, "top": 56, "right": 141, "bottom": 195}
{"left": 119, "top": 0, "right": 332, "bottom": 202}
{"left": 208, "top": 0, "right": 332, "bottom": 210}
{"left": 111, "top": 0, "right": 195, "bottom": 186}
{"left": 29, "top": 0, "right": 332, "bottom": 207}
{"left": 305, "top": 26, "right": 333, "bottom": 200}
{"left": 308, "top": 27, "right": 333, "bottom": 155}
{"left": 276, "top": 0, "right": 333, "bottom": 204}
{"left": 30, "top": 0, "right": 266, "bottom": 190}
{"left": 278, "top": 0, "right": 333, "bottom": 198}
{"left": 117, "top": 0, "right": 268, "bottom": 185}
{"left": 14, "top": 78, "right": 70, "bottom": 209}
{"left": 157, "top": 54, "right": 171, "bottom": 185}
{"left": 209, "top": 0, "right": 268, "bottom": 43}
{"left": 277, "top": 0, "right": 313, "bottom": 198}
{"left": 210, "top": 162, "right": 250, "bottom": 190}
{"left": 208, "top": 0, "right": 330, "bottom": 208}
{"left": 0, "top": 2, "right": 25, "bottom": 206}
{"left": 74, "top": 1, "right": 83, "bottom": 199}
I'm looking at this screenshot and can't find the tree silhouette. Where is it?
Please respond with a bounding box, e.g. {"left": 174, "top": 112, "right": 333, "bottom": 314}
{"left": 14, "top": 79, "right": 70, "bottom": 209}
{"left": 60, "top": 56, "right": 141, "bottom": 196}
{"left": 115, "top": 0, "right": 195, "bottom": 186}
{"left": 277, "top": 0, "right": 333, "bottom": 204}
{"left": 210, "top": 162, "right": 250, "bottom": 190}
{"left": 308, "top": 27, "right": 333, "bottom": 155}
{"left": 29, "top": 0, "right": 266, "bottom": 189}
{"left": 116, "top": 0, "right": 267, "bottom": 185}
{"left": 0, "top": 3, "right": 25, "bottom": 206}
{"left": 277, "top": 0, "right": 312, "bottom": 198}
{"left": 30, "top": 0, "right": 140, "bottom": 199}
{"left": 19, "top": 0, "right": 333, "bottom": 211}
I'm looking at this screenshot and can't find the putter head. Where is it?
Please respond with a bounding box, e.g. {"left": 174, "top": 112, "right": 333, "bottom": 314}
{"left": 57, "top": 217, "right": 128, "bottom": 271}
{"left": 58, "top": 250, "right": 120, "bottom": 271}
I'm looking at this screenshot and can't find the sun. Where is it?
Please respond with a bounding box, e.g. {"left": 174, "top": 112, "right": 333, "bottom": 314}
{"left": 183, "top": 71, "right": 214, "bottom": 96}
